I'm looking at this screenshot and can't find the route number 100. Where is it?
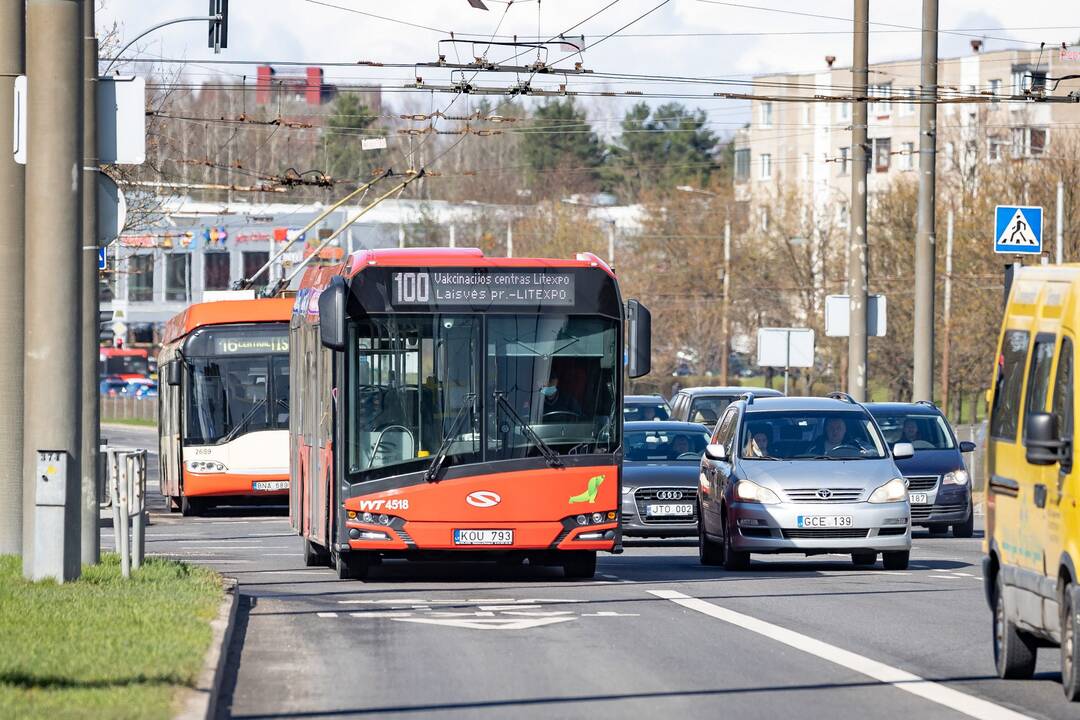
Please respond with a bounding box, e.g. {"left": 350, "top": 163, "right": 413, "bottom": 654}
{"left": 393, "top": 272, "right": 430, "bottom": 304}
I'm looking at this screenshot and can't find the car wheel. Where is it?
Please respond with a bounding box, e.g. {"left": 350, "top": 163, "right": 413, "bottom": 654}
{"left": 852, "top": 552, "right": 877, "bottom": 567}
{"left": 562, "top": 551, "right": 597, "bottom": 579}
{"left": 335, "top": 552, "right": 371, "bottom": 581}
{"left": 882, "top": 550, "right": 909, "bottom": 570}
{"left": 953, "top": 507, "right": 975, "bottom": 538}
{"left": 1062, "top": 585, "right": 1080, "bottom": 700}
{"left": 699, "top": 510, "right": 723, "bottom": 566}
{"left": 928, "top": 525, "right": 949, "bottom": 536}
{"left": 722, "top": 515, "right": 751, "bottom": 571}
{"left": 994, "top": 573, "right": 1037, "bottom": 679}
{"left": 303, "top": 539, "right": 329, "bottom": 567}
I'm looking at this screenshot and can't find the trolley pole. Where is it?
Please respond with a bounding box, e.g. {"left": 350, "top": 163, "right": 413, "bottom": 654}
{"left": 80, "top": 0, "right": 100, "bottom": 565}
{"left": 912, "top": 0, "right": 939, "bottom": 403}
{"left": 23, "top": 0, "right": 84, "bottom": 580}
{"left": 847, "top": 0, "right": 870, "bottom": 401}
{"left": 0, "top": 0, "right": 25, "bottom": 556}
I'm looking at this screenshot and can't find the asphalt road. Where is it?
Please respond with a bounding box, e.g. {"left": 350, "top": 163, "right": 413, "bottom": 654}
{"left": 101, "top": 424, "right": 1077, "bottom": 720}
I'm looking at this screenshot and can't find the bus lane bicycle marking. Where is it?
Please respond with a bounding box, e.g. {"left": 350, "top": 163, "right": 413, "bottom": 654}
{"left": 322, "top": 597, "right": 638, "bottom": 630}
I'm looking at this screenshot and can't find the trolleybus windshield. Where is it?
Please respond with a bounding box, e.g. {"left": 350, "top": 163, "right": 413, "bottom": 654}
{"left": 102, "top": 354, "right": 149, "bottom": 377}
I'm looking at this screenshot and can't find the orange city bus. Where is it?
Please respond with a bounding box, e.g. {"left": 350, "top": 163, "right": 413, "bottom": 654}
{"left": 100, "top": 347, "right": 150, "bottom": 380}
{"left": 158, "top": 297, "right": 294, "bottom": 515}
{"left": 291, "top": 247, "right": 650, "bottom": 580}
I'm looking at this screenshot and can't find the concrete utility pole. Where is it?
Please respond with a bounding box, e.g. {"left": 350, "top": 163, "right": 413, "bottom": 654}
{"left": 1057, "top": 179, "right": 1065, "bottom": 264}
{"left": 720, "top": 220, "right": 731, "bottom": 386}
{"left": 80, "top": 0, "right": 99, "bottom": 565}
{"left": 23, "top": 0, "right": 83, "bottom": 581}
{"left": 940, "top": 209, "right": 953, "bottom": 417}
{"left": 912, "top": 0, "right": 939, "bottom": 403}
{"left": 847, "top": 0, "right": 870, "bottom": 401}
{"left": 0, "top": 0, "right": 25, "bottom": 556}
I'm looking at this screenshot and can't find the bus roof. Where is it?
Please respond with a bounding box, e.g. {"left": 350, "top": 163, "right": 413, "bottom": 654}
{"left": 161, "top": 298, "right": 295, "bottom": 346}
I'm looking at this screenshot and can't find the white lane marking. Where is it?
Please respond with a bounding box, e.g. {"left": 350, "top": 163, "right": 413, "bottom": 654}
{"left": 929, "top": 575, "right": 961, "bottom": 580}
{"left": 317, "top": 612, "right": 338, "bottom": 618}
{"left": 953, "top": 572, "right": 974, "bottom": 577}
{"left": 600, "top": 574, "right": 619, "bottom": 579}
{"left": 349, "top": 611, "right": 414, "bottom": 618}
{"left": 650, "top": 590, "right": 1031, "bottom": 720}
{"left": 582, "top": 611, "right": 639, "bottom": 617}
{"left": 393, "top": 616, "right": 575, "bottom": 631}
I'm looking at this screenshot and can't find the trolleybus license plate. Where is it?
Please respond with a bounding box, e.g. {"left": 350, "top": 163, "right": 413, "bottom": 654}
{"left": 647, "top": 503, "right": 694, "bottom": 517}
{"left": 454, "top": 529, "right": 514, "bottom": 545}
{"left": 796, "top": 515, "right": 853, "bottom": 528}
{"left": 252, "top": 480, "right": 289, "bottom": 491}
{"left": 908, "top": 492, "right": 929, "bottom": 505}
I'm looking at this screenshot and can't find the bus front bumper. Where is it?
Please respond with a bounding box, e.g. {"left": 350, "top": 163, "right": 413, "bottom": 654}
{"left": 343, "top": 517, "right": 619, "bottom": 553}
{"left": 182, "top": 470, "right": 289, "bottom": 498}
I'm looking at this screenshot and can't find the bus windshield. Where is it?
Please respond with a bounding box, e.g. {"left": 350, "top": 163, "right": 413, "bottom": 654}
{"left": 103, "top": 354, "right": 148, "bottom": 377}
{"left": 185, "top": 354, "right": 289, "bottom": 445}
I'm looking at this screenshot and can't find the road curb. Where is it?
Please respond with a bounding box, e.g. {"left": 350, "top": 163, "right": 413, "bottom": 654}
{"left": 175, "top": 576, "right": 239, "bottom": 720}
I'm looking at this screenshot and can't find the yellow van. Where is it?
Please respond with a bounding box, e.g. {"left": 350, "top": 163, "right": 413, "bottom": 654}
{"left": 985, "top": 264, "right": 1080, "bottom": 700}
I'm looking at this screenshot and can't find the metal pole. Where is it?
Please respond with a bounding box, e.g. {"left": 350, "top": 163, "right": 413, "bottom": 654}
{"left": 80, "top": 0, "right": 99, "bottom": 566}
{"left": 449, "top": 224, "right": 456, "bottom": 248}
{"left": 0, "top": 0, "right": 26, "bottom": 556}
{"left": 129, "top": 453, "right": 143, "bottom": 569}
{"left": 1057, "top": 179, "right": 1065, "bottom": 264}
{"left": 506, "top": 220, "right": 513, "bottom": 258}
{"left": 23, "top": 0, "right": 83, "bottom": 581}
{"left": 940, "top": 209, "right": 953, "bottom": 417}
{"left": 720, "top": 220, "right": 731, "bottom": 386}
{"left": 912, "top": 0, "right": 939, "bottom": 403}
{"left": 607, "top": 221, "right": 615, "bottom": 266}
{"left": 117, "top": 453, "right": 129, "bottom": 578}
{"left": 847, "top": 0, "right": 870, "bottom": 402}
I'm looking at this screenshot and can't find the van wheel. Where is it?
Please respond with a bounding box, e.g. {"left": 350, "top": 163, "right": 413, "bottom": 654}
{"left": 304, "top": 540, "right": 329, "bottom": 567}
{"left": 699, "top": 514, "right": 723, "bottom": 566}
{"left": 1062, "top": 586, "right": 1080, "bottom": 700}
{"left": 335, "top": 552, "right": 370, "bottom": 581}
{"left": 852, "top": 552, "right": 877, "bottom": 567}
{"left": 722, "top": 516, "right": 751, "bottom": 571}
{"left": 953, "top": 510, "right": 975, "bottom": 539}
{"left": 994, "top": 574, "right": 1037, "bottom": 678}
{"left": 562, "top": 551, "right": 597, "bottom": 579}
{"left": 882, "top": 551, "right": 909, "bottom": 570}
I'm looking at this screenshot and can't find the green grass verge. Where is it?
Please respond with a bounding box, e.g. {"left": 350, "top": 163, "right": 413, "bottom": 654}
{"left": 0, "top": 554, "right": 222, "bottom": 720}
{"left": 100, "top": 417, "right": 157, "bottom": 428}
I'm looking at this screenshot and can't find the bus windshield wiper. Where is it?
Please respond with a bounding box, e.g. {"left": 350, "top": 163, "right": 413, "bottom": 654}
{"left": 423, "top": 393, "right": 477, "bottom": 483}
{"left": 493, "top": 391, "right": 563, "bottom": 468}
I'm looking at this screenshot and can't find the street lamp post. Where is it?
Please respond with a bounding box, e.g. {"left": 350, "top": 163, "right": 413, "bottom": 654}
{"left": 677, "top": 186, "right": 730, "bottom": 385}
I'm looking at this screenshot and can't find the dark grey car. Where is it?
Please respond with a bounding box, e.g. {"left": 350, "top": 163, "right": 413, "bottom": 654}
{"left": 621, "top": 421, "right": 711, "bottom": 537}
{"left": 670, "top": 386, "right": 784, "bottom": 430}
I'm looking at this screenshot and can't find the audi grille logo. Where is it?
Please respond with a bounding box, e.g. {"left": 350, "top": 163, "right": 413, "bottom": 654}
{"left": 656, "top": 489, "right": 684, "bottom": 501}
{"left": 466, "top": 491, "right": 501, "bottom": 508}
{"left": 816, "top": 488, "right": 833, "bottom": 500}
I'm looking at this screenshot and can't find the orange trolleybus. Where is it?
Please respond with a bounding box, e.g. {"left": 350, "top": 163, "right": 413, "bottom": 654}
{"left": 291, "top": 247, "right": 650, "bottom": 580}
{"left": 158, "top": 297, "right": 295, "bottom": 515}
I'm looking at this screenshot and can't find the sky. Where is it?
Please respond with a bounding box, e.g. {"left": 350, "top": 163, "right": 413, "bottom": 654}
{"left": 97, "top": 0, "right": 1080, "bottom": 134}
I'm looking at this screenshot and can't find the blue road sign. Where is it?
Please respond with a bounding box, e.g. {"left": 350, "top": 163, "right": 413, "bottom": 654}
{"left": 98, "top": 247, "right": 107, "bottom": 270}
{"left": 995, "top": 205, "right": 1043, "bottom": 254}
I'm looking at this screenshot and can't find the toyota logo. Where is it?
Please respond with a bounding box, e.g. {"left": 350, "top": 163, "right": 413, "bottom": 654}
{"left": 466, "top": 491, "right": 501, "bottom": 508}
{"left": 816, "top": 488, "right": 833, "bottom": 499}
{"left": 656, "top": 489, "right": 684, "bottom": 501}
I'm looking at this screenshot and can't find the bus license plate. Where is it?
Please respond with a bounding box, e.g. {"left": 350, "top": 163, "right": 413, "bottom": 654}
{"left": 252, "top": 480, "right": 289, "bottom": 491}
{"left": 647, "top": 503, "right": 694, "bottom": 517}
{"left": 796, "top": 515, "right": 853, "bottom": 528}
{"left": 909, "top": 492, "right": 929, "bottom": 505}
{"left": 454, "top": 529, "right": 514, "bottom": 545}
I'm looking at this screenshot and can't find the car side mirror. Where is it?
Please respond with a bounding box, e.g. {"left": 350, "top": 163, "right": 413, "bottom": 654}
{"left": 319, "top": 276, "right": 347, "bottom": 351}
{"left": 627, "top": 299, "right": 651, "bottom": 379}
{"left": 166, "top": 359, "right": 182, "bottom": 387}
{"left": 959, "top": 441, "right": 977, "bottom": 453}
{"left": 1025, "top": 412, "right": 1064, "bottom": 466}
{"left": 704, "top": 443, "right": 727, "bottom": 461}
{"left": 893, "top": 442, "right": 914, "bottom": 460}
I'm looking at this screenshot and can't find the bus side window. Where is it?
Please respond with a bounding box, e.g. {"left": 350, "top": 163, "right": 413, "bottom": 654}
{"left": 990, "top": 330, "right": 1031, "bottom": 442}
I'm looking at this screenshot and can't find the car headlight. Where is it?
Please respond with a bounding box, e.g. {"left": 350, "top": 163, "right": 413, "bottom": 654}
{"left": 943, "top": 469, "right": 969, "bottom": 486}
{"left": 735, "top": 479, "right": 781, "bottom": 505}
{"left": 869, "top": 477, "right": 908, "bottom": 503}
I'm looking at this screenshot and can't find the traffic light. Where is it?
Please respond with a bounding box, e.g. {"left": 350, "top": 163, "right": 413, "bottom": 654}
{"left": 208, "top": 0, "right": 228, "bottom": 53}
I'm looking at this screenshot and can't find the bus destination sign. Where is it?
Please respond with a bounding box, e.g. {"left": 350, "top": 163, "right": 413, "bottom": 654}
{"left": 391, "top": 271, "right": 575, "bottom": 306}
{"left": 213, "top": 335, "right": 289, "bottom": 355}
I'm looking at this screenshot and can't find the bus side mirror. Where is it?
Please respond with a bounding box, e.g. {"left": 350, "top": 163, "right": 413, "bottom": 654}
{"left": 166, "top": 360, "right": 182, "bottom": 387}
{"left": 627, "top": 299, "right": 651, "bottom": 379}
{"left": 1026, "top": 412, "right": 1065, "bottom": 466}
{"left": 319, "top": 276, "right": 347, "bottom": 352}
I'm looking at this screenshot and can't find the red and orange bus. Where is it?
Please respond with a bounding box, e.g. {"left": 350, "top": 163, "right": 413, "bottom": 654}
{"left": 291, "top": 247, "right": 650, "bottom": 580}
{"left": 100, "top": 347, "right": 150, "bottom": 380}
{"left": 158, "top": 297, "right": 294, "bottom": 515}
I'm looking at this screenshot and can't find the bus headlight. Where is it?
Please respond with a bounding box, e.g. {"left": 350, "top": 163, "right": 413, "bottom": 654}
{"left": 869, "top": 477, "right": 908, "bottom": 503}
{"left": 943, "top": 469, "right": 969, "bottom": 486}
{"left": 186, "top": 460, "right": 228, "bottom": 473}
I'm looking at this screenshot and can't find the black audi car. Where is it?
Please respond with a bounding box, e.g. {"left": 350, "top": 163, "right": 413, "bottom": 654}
{"left": 866, "top": 401, "right": 977, "bottom": 537}
{"left": 620, "top": 421, "right": 711, "bottom": 537}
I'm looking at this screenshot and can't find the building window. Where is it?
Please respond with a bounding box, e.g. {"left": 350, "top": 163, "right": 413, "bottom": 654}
{"left": 734, "top": 148, "right": 750, "bottom": 181}
{"left": 242, "top": 251, "right": 270, "bottom": 286}
{"left": 1030, "top": 127, "right": 1047, "bottom": 155}
{"left": 901, "top": 88, "right": 916, "bottom": 116}
{"left": 989, "top": 78, "right": 1001, "bottom": 103}
{"left": 127, "top": 254, "right": 153, "bottom": 302}
{"left": 873, "top": 138, "right": 891, "bottom": 172}
{"left": 839, "top": 146, "right": 850, "bottom": 175}
{"left": 1011, "top": 127, "right": 1048, "bottom": 157}
{"left": 901, "top": 141, "right": 914, "bottom": 170}
{"left": 204, "top": 251, "right": 231, "bottom": 291}
{"left": 839, "top": 102, "right": 851, "bottom": 122}
{"left": 870, "top": 83, "right": 892, "bottom": 116}
{"left": 988, "top": 134, "right": 1006, "bottom": 162}
{"left": 165, "top": 253, "right": 190, "bottom": 302}
{"left": 759, "top": 102, "right": 773, "bottom": 128}
{"left": 759, "top": 153, "right": 772, "bottom": 179}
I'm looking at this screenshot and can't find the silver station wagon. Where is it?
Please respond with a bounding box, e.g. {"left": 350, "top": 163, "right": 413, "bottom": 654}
{"left": 697, "top": 393, "right": 914, "bottom": 570}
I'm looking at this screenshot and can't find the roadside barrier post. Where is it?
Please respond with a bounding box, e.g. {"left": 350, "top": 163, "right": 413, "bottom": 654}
{"left": 117, "top": 452, "right": 130, "bottom": 578}
{"left": 104, "top": 448, "right": 148, "bottom": 578}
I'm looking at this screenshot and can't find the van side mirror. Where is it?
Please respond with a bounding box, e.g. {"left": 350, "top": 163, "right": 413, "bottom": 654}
{"left": 1025, "top": 412, "right": 1065, "bottom": 466}
{"left": 166, "top": 360, "right": 182, "bottom": 387}
{"left": 704, "top": 443, "right": 727, "bottom": 461}
{"left": 627, "top": 299, "right": 651, "bottom": 379}
{"left": 318, "top": 276, "right": 347, "bottom": 351}
{"left": 959, "top": 441, "right": 977, "bottom": 453}
{"left": 893, "top": 442, "right": 914, "bottom": 460}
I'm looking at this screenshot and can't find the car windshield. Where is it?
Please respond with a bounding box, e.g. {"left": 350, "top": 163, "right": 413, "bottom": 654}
{"left": 624, "top": 401, "right": 670, "bottom": 421}
{"left": 625, "top": 429, "right": 710, "bottom": 462}
{"left": 688, "top": 396, "right": 736, "bottom": 426}
{"left": 739, "top": 410, "right": 888, "bottom": 460}
{"left": 871, "top": 411, "right": 955, "bottom": 450}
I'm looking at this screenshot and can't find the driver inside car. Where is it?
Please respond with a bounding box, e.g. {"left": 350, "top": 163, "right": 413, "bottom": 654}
{"left": 669, "top": 434, "right": 691, "bottom": 458}
{"left": 540, "top": 374, "right": 582, "bottom": 416}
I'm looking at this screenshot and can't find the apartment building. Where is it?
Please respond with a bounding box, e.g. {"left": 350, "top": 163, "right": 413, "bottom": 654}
{"left": 733, "top": 43, "right": 1080, "bottom": 227}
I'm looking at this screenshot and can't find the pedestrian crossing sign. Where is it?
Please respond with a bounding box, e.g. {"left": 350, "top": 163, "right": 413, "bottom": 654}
{"left": 995, "top": 205, "right": 1043, "bottom": 254}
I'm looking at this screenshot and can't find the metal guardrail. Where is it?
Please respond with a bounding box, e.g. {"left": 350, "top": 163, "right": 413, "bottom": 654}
{"left": 100, "top": 395, "right": 158, "bottom": 423}
{"left": 102, "top": 448, "right": 147, "bottom": 578}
